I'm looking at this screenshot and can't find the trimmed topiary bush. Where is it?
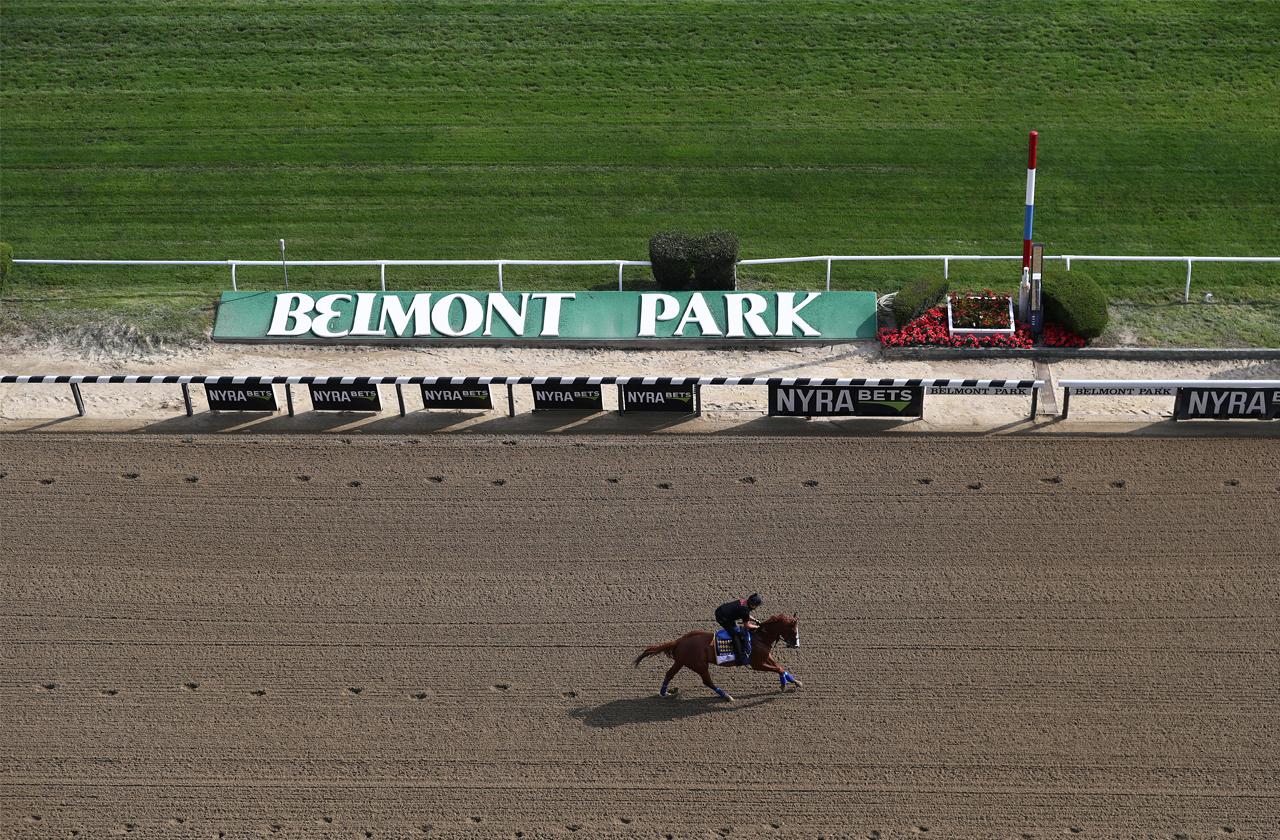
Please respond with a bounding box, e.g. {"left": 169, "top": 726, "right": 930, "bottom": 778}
{"left": 649, "top": 230, "right": 740, "bottom": 291}
{"left": 1043, "top": 272, "right": 1109, "bottom": 338}
{"left": 691, "top": 230, "right": 739, "bottom": 291}
{"left": 649, "top": 232, "right": 695, "bottom": 290}
{"left": 0, "top": 242, "right": 12, "bottom": 297}
{"left": 891, "top": 275, "right": 949, "bottom": 326}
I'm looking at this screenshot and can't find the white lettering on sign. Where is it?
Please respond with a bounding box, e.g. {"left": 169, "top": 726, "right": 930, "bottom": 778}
{"left": 776, "top": 388, "right": 855, "bottom": 414}
{"left": 858, "top": 388, "right": 914, "bottom": 401}
{"left": 349, "top": 293, "right": 384, "bottom": 336}
{"left": 268, "top": 292, "right": 314, "bottom": 336}
{"left": 534, "top": 389, "right": 598, "bottom": 401}
{"left": 628, "top": 390, "right": 691, "bottom": 404}
{"left": 312, "top": 293, "right": 351, "bottom": 339}
{"left": 379, "top": 294, "right": 433, "bottom": 336}
{"left": 209, "top": 389, "right": 273, "bottom": 401}
{"left": 262, "top": 291, "right": 837, "bottom": 339}
{"left": 639, "top": 294, "right": 680, "bottom": 337}
{"left": 674, "top": 294, "right": 722, "bottom": 336}
{"left": 431, "top": 293, "right": 484, "bottom": 337}
{"left": 266, "top": 292, "right": 575, "bottom": 339}
{"left": 531, "top": 293, "right": 575, "bottom": 337}
{"left": 1188, "top": 390, "right": 1269, "bottom": 416}
{"left": 775, "top": 292, "right": 821, "bottom": 337}
{"left": 484, "top": 293, "right": 530, "bottom": 336}
{"left": 725, "top": 294, "right": 770, "bottom": 337}
{"left": 313, "top": 390, "right": 377, "bottom": 402}
{"left": 422, "top": 389, "right": 487, "bottom": 401}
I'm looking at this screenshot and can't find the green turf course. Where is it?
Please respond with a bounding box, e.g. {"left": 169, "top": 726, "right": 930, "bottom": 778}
{"left": 2, "top": 1, "right": 1278, "bottom": 345}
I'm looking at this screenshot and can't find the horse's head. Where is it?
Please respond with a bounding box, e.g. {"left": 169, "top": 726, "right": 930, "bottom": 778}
{"left": 761, "top": 614, "right": 801, "bottom": 649}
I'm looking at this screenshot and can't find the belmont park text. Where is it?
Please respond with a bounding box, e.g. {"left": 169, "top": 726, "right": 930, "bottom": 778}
{"left": 213, "top": 290, "right": 878, "bottom": 342}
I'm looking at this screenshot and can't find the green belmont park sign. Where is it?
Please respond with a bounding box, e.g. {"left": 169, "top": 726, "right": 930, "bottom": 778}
{"left": 212, "top": 290, "right": 877, "bottom": 342}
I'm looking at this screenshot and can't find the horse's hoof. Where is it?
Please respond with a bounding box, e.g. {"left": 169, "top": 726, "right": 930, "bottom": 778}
{"left": 793, "top": 680, "right": 804, "bottom": 689}
{"left": 722, "top": 694, "right": 735, "bottom": 702}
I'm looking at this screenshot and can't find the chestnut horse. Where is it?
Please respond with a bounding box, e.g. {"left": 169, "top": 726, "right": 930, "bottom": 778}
{"left": 633, "top": 614, "right": 803, "bottom": 701}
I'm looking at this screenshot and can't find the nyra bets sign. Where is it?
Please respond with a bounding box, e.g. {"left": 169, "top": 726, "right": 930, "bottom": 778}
{"left": 212, "top": 290, "right": 876, "bottom": 342}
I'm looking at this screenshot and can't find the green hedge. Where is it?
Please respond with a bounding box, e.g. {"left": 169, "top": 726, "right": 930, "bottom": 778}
{"left": 0, "top": 242, "right": 12, "bottom": 297}
{"left": 648, "top": 231, "right": 694, "bottom": 290}
{"left": 648, "top": 230, "right": 738, "bottom": 291}
{"left": 1043, "top": 272, "right": 1109, "bottom": 338}
{"left": 891, "top": 275, "right": 949, "bottom": 325}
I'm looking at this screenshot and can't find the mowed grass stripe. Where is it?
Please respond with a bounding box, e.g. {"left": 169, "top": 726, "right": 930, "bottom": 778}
{"left": 1, "top": 1, "right": 1277, "bottom": 344}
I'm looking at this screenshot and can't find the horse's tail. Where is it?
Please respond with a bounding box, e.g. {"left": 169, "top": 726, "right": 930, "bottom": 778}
{"left": 633, "top": 640, "right": 678, "bottom": 667}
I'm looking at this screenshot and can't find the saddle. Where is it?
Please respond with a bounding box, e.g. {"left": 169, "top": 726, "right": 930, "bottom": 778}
{"left": 713, "top": 628, "right": 752, "bottom": 666}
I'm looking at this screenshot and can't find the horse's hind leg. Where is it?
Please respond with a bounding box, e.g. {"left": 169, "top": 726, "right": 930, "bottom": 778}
{"left": 660, "top": 663, "right": 681, "bottom": 697}
{"left": 696, "top": 663, "right": 733, "bottom": 702}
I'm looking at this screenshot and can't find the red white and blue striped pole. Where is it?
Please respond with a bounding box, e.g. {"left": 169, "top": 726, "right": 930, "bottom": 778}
{"left": 1022, "top": 130, "right": 1038, "bottom": 276}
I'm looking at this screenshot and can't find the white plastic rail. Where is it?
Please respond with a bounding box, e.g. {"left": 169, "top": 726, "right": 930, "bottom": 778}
{"left": 14, "top": 254, "right": 1278, "bottom": 300}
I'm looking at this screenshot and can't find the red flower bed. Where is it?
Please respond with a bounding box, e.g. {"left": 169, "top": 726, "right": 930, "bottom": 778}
{"left": 878, "top": 307, "right": 1086, "bottom": 349}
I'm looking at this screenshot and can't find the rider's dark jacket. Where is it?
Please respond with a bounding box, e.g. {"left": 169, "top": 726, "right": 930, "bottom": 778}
{"left": 715, "top": 598, "right": 754, "bottom": 629}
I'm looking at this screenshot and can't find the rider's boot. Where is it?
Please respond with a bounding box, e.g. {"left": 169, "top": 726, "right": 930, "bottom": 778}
{"left": 732, "top": 630, "right": 747, "bottom": 666}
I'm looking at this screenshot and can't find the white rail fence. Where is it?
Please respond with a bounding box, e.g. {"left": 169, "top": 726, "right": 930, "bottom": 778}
{"left": 14, "top": 254, "right": 1279, "bottom": 302}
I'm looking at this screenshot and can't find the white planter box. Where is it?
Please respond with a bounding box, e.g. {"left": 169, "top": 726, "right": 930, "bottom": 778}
{"left": 947, "top": 295, "right": 1016, "bottom": 335}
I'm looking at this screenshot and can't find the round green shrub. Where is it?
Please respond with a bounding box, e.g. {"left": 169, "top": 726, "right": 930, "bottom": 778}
{"left": 691, "top": 230, "right": 739, "bottom": 291}
{"left": 648, "top": 232, "right": 694, "bottom": 290}
{"left": 1043, "top": 272, "right": 1109, "bottom": 338}
{"left": 891, "top": 275, "right": 949, "bottom": 326}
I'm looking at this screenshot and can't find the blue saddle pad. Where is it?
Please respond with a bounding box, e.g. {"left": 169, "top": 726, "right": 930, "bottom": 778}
{"left": 714, "top": 629, "right": 751, "bottom": 663}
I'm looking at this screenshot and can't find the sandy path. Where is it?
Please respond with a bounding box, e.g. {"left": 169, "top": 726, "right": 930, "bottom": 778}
{"left": 2, "top": 434, "right": 1278, "bottom": 839}
{"left": 3, "top": 339, "right": 1278, "bottom": 424}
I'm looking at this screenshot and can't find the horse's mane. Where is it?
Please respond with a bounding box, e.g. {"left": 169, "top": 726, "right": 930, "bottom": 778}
{"left": 761, "top": 613, "right": 793, "bottom": 626}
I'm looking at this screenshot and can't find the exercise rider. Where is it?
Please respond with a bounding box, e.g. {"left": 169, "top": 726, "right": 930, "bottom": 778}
{"left": 715, "top": 593, "right": 763, "bottom": 665}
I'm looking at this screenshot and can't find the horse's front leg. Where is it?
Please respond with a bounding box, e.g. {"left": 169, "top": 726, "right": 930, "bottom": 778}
{"left": 754, "top": 656, "right": 801, "bottom": 691}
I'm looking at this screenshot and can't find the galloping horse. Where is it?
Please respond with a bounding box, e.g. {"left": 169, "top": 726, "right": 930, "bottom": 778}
{"left": 633, "top": 614, "right": 803, "bottom": 701}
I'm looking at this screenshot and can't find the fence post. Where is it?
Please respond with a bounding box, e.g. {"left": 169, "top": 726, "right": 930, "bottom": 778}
{"left": 618, "top": 261, "right": 624, "bottom": 291}
{"left": 943, "top": 257, "right": 950, "bottom": 281}
{"left": 182, "top": 383, "right": 193, "bottom": 417}
{"left": 825, "top": 258, "right": 832, "bottom": 292}
{"left": 230, "top": 262, "right": 238, "bottom": 291}
{"left": 380, "top": 263, "right": 386, "bottom": 291}
{"left": 1065, "top": 256, "right": 1071, "bottom": 272}
{"left": 498, "top": 262, "right": 504, "bottom": 292}
{"left": 1184, "top": 258, "right": 1193, "bottom": 303}
{"left": 70, "top": 382, "right": 86, "bottom": 417}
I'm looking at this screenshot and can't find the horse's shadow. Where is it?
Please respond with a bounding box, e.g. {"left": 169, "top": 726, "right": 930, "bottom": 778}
{"left": 570, "top": 690, "right": 785, "bottom": 729}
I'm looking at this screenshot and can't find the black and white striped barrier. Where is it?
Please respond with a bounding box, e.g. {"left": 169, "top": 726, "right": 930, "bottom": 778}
{"left": 0, "top": 375, "right": 1043, "bottom": 419}
{"left": 1060, "top": 380, "right": 1280, "bottom": 421}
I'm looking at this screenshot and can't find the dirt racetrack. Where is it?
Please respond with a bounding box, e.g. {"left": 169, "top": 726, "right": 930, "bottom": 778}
{"left": 2, "top": 432, "right": 1278, "bottom": 839}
